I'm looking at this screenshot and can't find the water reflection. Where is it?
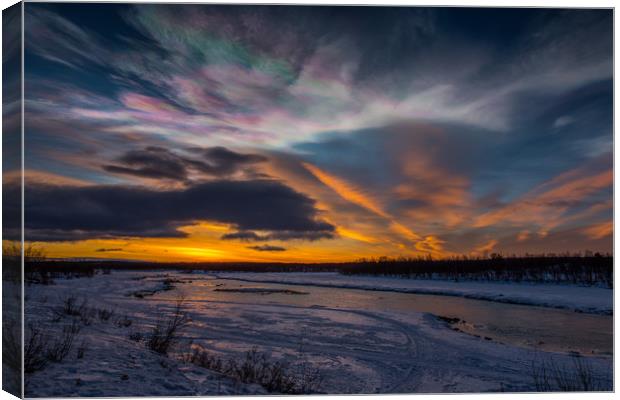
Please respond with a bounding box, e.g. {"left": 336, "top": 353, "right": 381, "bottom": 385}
{"left": 161, "top": 275, "right": 613, "bottom": 357}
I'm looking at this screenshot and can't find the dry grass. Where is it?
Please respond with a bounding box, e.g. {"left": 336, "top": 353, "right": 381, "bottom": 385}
{"left": 181, "top": 345, "right": 322, "bottom": 394}
{"left": 2, "top": 320, "right": 22, "bottom": 395}
{"left": 24, "top": 320, "right": 82, "bottom": 373}
{"left": 115, "top": 314, "right": 133, "bottom": 328}
{"left": 145, "top": 299, "right": 189, "bottom": 355}
{"left": 96, "top": 307, "right": 115, "bottom": 322}
{"left": 24, "top": 325, "right": 50, "bottom": 373}
{"left": 532, "top": 356, "right": 611, "bottom": 392}
{"left": 53, "top": 296, "right": 118, "bottom": 326}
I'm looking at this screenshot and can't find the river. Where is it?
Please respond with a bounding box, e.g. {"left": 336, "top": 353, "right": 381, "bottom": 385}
{"left": 159, "top": 274, "right": 613, "bottom": 357}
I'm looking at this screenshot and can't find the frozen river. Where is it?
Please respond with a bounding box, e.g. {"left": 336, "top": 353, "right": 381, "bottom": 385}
{"left": 24, "top": 270, "right": 613, "bottom": 396}
{"left": 166, "top": 274, "right": 613, "bottom": 356}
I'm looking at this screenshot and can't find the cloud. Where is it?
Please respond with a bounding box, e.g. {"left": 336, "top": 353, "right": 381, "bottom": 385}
{"left": 220, "top": 231, "right": 264, "bottom": 241}
{"left": 470, "top": 239, "right": 498, "bottom": 257}
{"left": 25, "top": 5, "right": 613, "bottom": 164}
{"left": 302, "top": 162, "right": 388, "bottom": 218}
{"left": 414, "top": 235, "right": 447, "bottom": 257}
{"left": 295, "top": 122, "right": 482, "bottom": 246}
{"left": 247, "top": 245, "right": 286, "bottom": 252}
{"left": 103, "top": 147, "right": 189, "bottom": 181}
{"left": 516, "top": 231, "right": 530, "bottom": 242}
{"left": 582, "top": 221, "right": 612, "bottom": 240}
{"left": 25, "top": 7, "right": 110, "bottom": 69}
{"left": 553, "top": 115, "right": 575, "bottom": 129}
{"left": 187, "top": 146, "right": 267, "bottom": 176}
{"left": 103, "top": 146, "right": 267, "bottom": 181}
{"left": 9, "top": 179, "right": 334, "bottom": 241}
{"left": 473, "top": 155, "right": 612, "bottom": 233}
{"left": 221, "top": 230, "right": 333, "bottom": 242}
{"left": 302, "top": 161, "right": 422, "bottom": 244}
{"left": 95, "top": 248, "right": 123, "bottom": 252}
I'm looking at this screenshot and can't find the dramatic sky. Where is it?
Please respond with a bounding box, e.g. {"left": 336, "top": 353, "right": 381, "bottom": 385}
{"left": 13, "top": 4, "right": 613, "bottom": 262}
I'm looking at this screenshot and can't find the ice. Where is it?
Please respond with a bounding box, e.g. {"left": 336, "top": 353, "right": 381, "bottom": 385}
{"left": 216, "top": 272, "right": 613, "bottom": 315}
{"left": 23, "top": 270, "right": 613, "bottom": 396}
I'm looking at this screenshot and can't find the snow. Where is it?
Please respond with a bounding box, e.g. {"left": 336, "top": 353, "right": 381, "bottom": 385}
{"left": 215, "top": 272, "right": 613, "bottom": 315}
{"left": 23, "top": 270, "right": 613, "bottom": 396}
{"left": 24, "top": 273, "right": 266, "bottom": 397}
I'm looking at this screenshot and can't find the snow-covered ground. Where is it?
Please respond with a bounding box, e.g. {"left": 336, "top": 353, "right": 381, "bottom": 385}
{"left": 216, "top": 272, "right": 613, "bottom": 315}
{"left": 23, "top": 270, "right": 613, "bottom": 396}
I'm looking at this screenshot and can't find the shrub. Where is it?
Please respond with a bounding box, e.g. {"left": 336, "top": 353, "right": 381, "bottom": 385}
{"left": 116, "top": 315, "right": 133, "bottom": 328}
{"left": 181, "top": 345, "right": 322, "bottom": 394}
{"left": 22, "top": 319, "right": 82, "bottom": 377}
{"left": 3, "top": 321, "right": 21, "bottom": 370}
{"left": 24, "top": 324, "right": 49, "bottom": 373}
{"left": 145, "top": 300, "right": 188, "bottom": 354}
{"left": 45, "top": 320, "right": 81, "bottom": 362}
{"left": 2, "top": 320, "right": 22, "bottom": 395}
{"left": 532, "top": 356, "right": 611, "bottom": 391}
{"left": 53, "top": 296, "right": 96, "bottom": 326}
{"left": 96, "top": 307, "right": 115, "bottom": 322}
{"left": 128, "top": 331, "right": 143, "bottom": 342}
{"left": 59, "top": 296, "right": 88, "bottom": 317}
{"left": 76, "top": 340, "right": 87, "bottom": 359}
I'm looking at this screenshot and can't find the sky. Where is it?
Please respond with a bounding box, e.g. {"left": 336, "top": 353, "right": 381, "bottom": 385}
{"left": 7, "top": 4, "right": 613, "bottom": 262}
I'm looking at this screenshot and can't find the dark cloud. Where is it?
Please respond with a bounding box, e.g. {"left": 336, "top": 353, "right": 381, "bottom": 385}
{"left": 247, "top": 245, "right": 286, "bottom": 252}
{"left": 266, "top": 231, "right": 334, "bottom": 241}
{"left": 95, "top": 248, "right": 123, "bottom": 252}
{"left": 221, "top": 230, "right": 333, "bottom": 242}
{"left": 103, "top": 146, "right": 267, "bottom": 181}
{"left": 221, "top": 231, "right": 264, "bottom": 241}
{"left": 187, "top": 146, "right": 267, "bottom": 176}
{"left": 9, "top": 179, "right": 334, "bottom": 241}
{"left": 103, "top": 146, "right": 189, "bottom": 180}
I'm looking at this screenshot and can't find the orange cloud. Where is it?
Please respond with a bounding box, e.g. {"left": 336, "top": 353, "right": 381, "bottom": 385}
{"left": 393, "top": 128, "right": 473, "bottom": 230}
{"left": 302, "top": 162, "right": 388, "bottom": 218}
{"left": 470, "top": 239, "right": 498, "bottom": 256}
{"left": 390, "top": 222, "right": 422, "bottom": 242}
{"left": 473, "top": 164, "right": 612, "bottom": 233}
{"left": 582, "top": 221, "right": 612, "bottom": 240}
{"left": 6, "top": 170, "right": 92, "bottom": 187}
{"left": 516, "top": 230, "right": 530, "bottom": 241}
{"left": 303, "top": 162, "right": 424, "bottom": 244}
{"left": 415, "top": 235, "right": 448, "bottom": 257}
{"left": 336, "top": 226, "right": 379, "bottom": 244}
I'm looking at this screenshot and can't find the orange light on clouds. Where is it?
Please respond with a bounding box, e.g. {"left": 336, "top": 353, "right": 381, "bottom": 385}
{"left": 582, "top": 221, "right": 613, "bottom": 240}
{"left": 303, "top": 162, "right": 425, "bottom": 245}
{"left": 303, "top": 162, "right": 389, "bottom": 218}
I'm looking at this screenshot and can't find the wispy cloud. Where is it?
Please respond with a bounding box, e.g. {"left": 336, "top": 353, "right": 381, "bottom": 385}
{"left": 582, "top": 221, "right": 612, "bottom": 240}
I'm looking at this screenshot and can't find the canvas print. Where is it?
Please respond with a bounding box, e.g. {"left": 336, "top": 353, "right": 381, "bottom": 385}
{"left": 2, "top": 2, "right": 614, "bottom": 397}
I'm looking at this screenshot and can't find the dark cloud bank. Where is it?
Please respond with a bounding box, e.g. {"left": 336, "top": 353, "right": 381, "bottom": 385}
{"left": 103, "top": 146, "right": 267, "bottom": 181}
{"left": 247, "top": 245, "right": 287, "bottom": 252}
{"left": 9, "top": 178, "right": 334, "bottom": 242}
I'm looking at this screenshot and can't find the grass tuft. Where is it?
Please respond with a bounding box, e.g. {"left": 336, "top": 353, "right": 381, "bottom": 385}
{"left": 532, "top": 355, "right": 611, "bottom": 392}
{"left": 145, "top": 299, "right": 189, "bottom": 355}
{"left": 181, "top": 345, "right": 322, "bottom": 394}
